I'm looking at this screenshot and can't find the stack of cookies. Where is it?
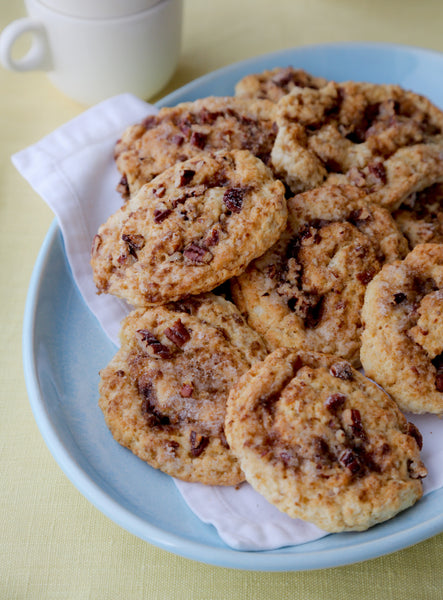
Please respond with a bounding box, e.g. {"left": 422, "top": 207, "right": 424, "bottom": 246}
{"left": 91, "top": 67, "right": 443, "bottom": 533}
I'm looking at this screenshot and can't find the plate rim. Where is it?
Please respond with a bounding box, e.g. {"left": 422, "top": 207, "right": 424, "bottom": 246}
{"left": 23, "top": 41, "right": 443, "bottom": 571}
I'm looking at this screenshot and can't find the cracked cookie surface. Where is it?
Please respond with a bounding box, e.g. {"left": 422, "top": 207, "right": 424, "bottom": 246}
{"left": 272, "top": 80, "right": 443, "bottom": 208}
{"left": 225, "top": 348, "right": 426, "bottom": 532}
{"left": 392, "top": 182, "right": 443, "bottom": 249}
{"left": 98, "top": 294, "right": 267, "bottom": 485}
{"left": 361, "top": 243, "right": 443, "bottom": 415}
{"left": 91, "top": 150, "right": 287, "bottom": 306}
{"left": 231, "top": 184, "right": 408, "bottom": 366}
{"left": 115, "top": 96, "right": 278, "bottom": 199}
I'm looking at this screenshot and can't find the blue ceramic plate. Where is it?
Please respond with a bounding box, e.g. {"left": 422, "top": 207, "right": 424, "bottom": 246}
{"left": 23, "top": 43, "right": 443, "bottom": 571}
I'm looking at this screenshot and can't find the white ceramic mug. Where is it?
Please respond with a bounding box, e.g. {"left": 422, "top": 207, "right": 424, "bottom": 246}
{"left": 0, "top": 0, "right": 183, "bottom": 105}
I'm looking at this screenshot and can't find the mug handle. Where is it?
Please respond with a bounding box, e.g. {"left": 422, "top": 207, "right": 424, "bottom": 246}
{"left": 0, "top": 18, "right": 51, "bottom": 72}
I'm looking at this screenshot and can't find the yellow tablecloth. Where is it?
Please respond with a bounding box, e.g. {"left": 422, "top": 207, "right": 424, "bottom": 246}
{"left": 2, "top": 1, "right": 443, "bottom": 597}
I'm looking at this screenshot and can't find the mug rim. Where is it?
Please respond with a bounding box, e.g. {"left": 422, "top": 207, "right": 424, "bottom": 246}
{"left": 26, "top": 0, "right": 178, "bottom": 23}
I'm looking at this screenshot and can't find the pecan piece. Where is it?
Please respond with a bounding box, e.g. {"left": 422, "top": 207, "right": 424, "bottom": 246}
{"left": 164, "top": 319, "right": 191, "bottom": 347}
{"left": 330, "top": 361, "right": 353, "bottom": 380}
{"left": 183, "top": 243, "right": 213, "bottom": 264}
{"left": 324, "top": 393, "right": 346, "bottom": 413}
{"left": 190, "top": 431, "right": 209, "bottom": 457}
{"left": 204, "top": 227, "right": 220, "bottom": 247}
{"left": 367, "top": 160, "right": 387, "bottom": 185}
{"left": 136, "top": 329, "right": 171, "bottom": 359}
{"left": 348, "top": 408, "right": 368, "bottom": 442}
{"left": 153, "top": 184, "right": 166, "bottom": 198}
{"left": 223, "top": 187, "right": 246, "bottom": 213}
{"left": 122, "top": 233, "right": 145, "bottom": 258}
{"left": 138, "top": 377, "right": 170, "bottom": 427}
{"left": 179, "top": 168, "right": 195, "bottom": 186}
{"left": 339, "top": 449, "right": 361, "bottom": 474}
{"left": 179, "top": 383, "right": 194, "bottom": 398}
{"left": 190, "top": 130, "right": 208, "bottom": 149}
{"left": 356, "top": 269, "right": 376, "bottom": 285}
{"left": 153, "top": 208, "right": 172, "bottom": 223}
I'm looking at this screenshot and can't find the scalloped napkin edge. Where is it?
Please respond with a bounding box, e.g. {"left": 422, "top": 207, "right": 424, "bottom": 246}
{"left": 12, "top": 93, "right": 443, "bottom": 550}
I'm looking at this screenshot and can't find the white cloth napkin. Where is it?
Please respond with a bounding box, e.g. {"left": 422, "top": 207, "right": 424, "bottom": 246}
{"left": 12, "top": 93, "right": 443, "bottom": 551}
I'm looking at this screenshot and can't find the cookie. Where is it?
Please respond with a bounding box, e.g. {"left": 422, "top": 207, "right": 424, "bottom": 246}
{"left": 231, "top": 184, "right": 408, "bottom": 366}
{"left": 115, "top": 96, "right": 278, "bottom": 199}
{"left": 271, "top": 80, "right": 443, "bottom": 207}
{"left": 392, "top": 182, "right": 443, "bottom": 248}
{"left": 361, "top": 243, "right": 443, "bottom": 415}
{"left": 98, "top": 294, "right": 268, "bottom": 485}
{"left": 235, "top": 66, "right": 328, "bottom": 103}
{"left": 225, "top": 348, "right": 426, "bottom": 532}
{"left": 91, "top": 150, "right": 287, "bottom": 306}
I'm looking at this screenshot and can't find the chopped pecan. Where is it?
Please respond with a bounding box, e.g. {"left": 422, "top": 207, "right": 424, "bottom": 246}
{"left": 204, "top": 227, "right": 220, "bottom": 247}
{"left": 122, "top": 233, "right": 145, "bottom": 258}
{"left": 138, "top": 377, "right": 170, "bottom": 427}
{"left": 325, "top": 393, "right": 346, "bottom": 413}
{"left": 164, "top": 319, "right": 191, "bottom": 347}
{"left": 153, "top": 208, "right": 172, "bottom": 223}
{"left": 330, "top": 361, "right": 353, "bottom": 381}
{"left": 339, "top": 449, "right": 361, "bottom": 474}
{"left": 348, "top": 408, "right": 368, "bottom": 442}
{"left": 179, "top": 168, "right": 195, "bottom": 186}
{"left": 183, "top": 243, "right": 213, "bottom": 264}
{"left": 179, "top": 383, "right": 194, "bottom": 398}
{"left": 153, "top": 184, "right": 166, "bottom": 198}
{"left": 223, "top": 187, "right": 246, "bottom": 213}
{"left": 136, "top": 329, "right": 171, "bottom": 359}
{"left": 367, "top": 160, "right": 387, "bottom": 185}
{"left": 190, "top": 130, "right": 208, "bottom": 149}
{"left": 190, "top": 431, "right": 209, "bottom": 457}
{"left": 356, "top": 269, "right": 376, "bottom": 285}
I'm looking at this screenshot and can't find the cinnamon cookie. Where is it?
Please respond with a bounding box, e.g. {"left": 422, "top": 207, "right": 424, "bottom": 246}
{"left": 115, "top": 96, "right": 278, "bottom": 199}
{"left": 392, "top": 182, "right": 443, "bottom": 249}
{"left": 91, "top": 150, "right": 287, "bottom": 306}
{"left": 361, "top": 243, "right": 443, "bottom": 415}
{"left": 231, "top": 184, "right": 408, "bottom": 366}
{"left": 99, "top": 294, "right": 267, "bottom": 485}
{"left": 235, "top": 66, "right": 328, "bottom": 103}
{"left": 271, "top": 80, "right": 443, "bottom": 207}
{"left": 225, "top": 348, "right": 426, "bottom": 532}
